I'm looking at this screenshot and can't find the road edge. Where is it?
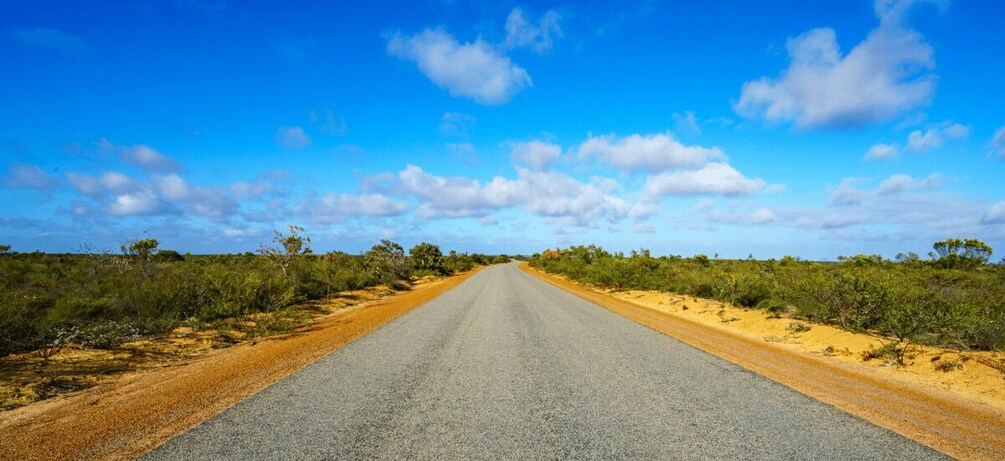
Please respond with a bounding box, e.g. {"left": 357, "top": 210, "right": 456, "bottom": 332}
{"left": 0, "top": 267, "right": 484, "bottom": 461}
{"left": 520, "top": 263, "right": 1005, "bottom": 461}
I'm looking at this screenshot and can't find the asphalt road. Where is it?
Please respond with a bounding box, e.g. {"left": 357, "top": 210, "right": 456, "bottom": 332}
{"left": 145, "top": 262, "right": 946, "bottom": 460}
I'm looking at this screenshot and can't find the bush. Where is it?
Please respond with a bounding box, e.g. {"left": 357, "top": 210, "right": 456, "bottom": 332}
{"left": 0, "top": 232, "right": 502, "bottom": 357}
{"left": 529, "top": 242, "right": 1005, "bottom": 351}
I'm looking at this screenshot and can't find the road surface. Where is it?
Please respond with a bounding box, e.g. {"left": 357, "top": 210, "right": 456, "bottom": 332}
{"left": 145, "top": 262, "right": 945, "bottom": 460}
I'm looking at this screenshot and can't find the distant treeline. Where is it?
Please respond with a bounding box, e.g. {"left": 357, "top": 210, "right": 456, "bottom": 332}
{"left": 530, "top": 238, "right": 1004, "bottom": 352}
{"left": 0, "top": 226, "right": 514, "bottom": 357}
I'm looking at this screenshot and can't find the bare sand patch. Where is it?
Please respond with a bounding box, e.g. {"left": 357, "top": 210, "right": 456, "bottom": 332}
{"left": 617, "top": 289, "right": 1005, "bottom": 411}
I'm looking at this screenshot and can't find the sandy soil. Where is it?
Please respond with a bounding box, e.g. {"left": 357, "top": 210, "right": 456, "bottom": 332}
{"left": 0, "top": 269, "right": 481, "bottom": 461}
{"left": 522, "top": 264, "right": 1005, "bottom": 461}
{"left": 0, "top": 283, "right": 408, "bottom": 411}
{"left": 609, "top": 290, "right": 1005, "bottom": 410}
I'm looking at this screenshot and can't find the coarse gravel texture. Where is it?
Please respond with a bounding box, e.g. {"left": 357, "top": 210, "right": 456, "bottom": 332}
{"left": 144, "top": 262, "right": 947, "bottom": 460}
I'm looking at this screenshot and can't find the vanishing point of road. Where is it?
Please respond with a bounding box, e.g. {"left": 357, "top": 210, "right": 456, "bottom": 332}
{"left": 145, "top": 262, "right": 946, "bottom": 460}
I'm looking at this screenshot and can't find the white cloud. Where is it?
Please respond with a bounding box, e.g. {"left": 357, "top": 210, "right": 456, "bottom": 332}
{"left": 983, "top": 201, "right": 1005, "bottom": 224}
{"left": 2, "top": 163, "right": 59, "bottom": 190}
{"left": 11, "top": 27, "right": 89, "bottom": 53}
{"left": 735, "top": 0, "right": 938, "bottom": 128}
{"left": 108, "top": 190, "right": 160, "bottom": 216}
{"left": 386, "top": 165, "right": 651, "bottom": 226}
{"left": 907, "top": 128, "right": 942, "bottom": 152}
{"left": 99, "top": 172, "right": 135, "bottom": 193}
{"left": 396, "top": 165, "right": 521, "bottom": 218}
{"left": 989, "top": 126, "right": 1005, "bottom": 159}
{"left": 296, "top": 193, "right": 407, "bottom": 223}
{"left": 67, "top": 171, "right": 136, "bottom": 195}
{"left": 97, "top": 138, "right": 184, "bottom": 173}
{"left": 672, "top": 111, "right": 701, "bottom": 136}
{"left": 943, "top": 123, "right": 971, "bottom": 139}
{"left": 503, "top": 7, "right": 562, "bottom": 54}
{"left": 276, "top": 126, "right": 311, "bottom": 149}
{"left": 905, "top": 121, "right": 970, "bottom": 152}
{"left": 153, "top": 174, "right": 191, "bottom": 201}
{"left": 518, "top": 169, "right": 649, "bottom": 225}
{"left": 877, "top": 173, "right": 941, "bottom": 195}
{"left": 229, "top": 175, "right": 277, "bottom": 199}
{"left": 643, "top": 163, "right": 766, "bottom": 197}
{"left": 388, "top": 28, "right": 532, "bottom": 105}
{"left": 578, "top": 133, "right": 725, "bottom": 173}
{"left": 864, "top": 143, "right": 900, "bottom": 160}
{"left": 830, "top": 178, "right": 867, "bottom": 205}
{"left": 705, "top": 206, "right": 776, "bottom": 225}
{"left": 510, "top": 140, "right": 561, "bottom": 170}
{"left": 438, "top": 112, "right": 476, "bottom": 137}
{"left": 831, "top": 172, "right": 941, "bottom": 206}
{"left": 66, "top": 173, "right": 100, "bottom": 194}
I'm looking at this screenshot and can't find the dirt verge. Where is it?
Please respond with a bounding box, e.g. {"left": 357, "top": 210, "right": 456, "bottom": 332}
{"left": 521, "top": 264, "right": 1005, "bottom": 461}
{"left": 0, "top": 268, "right": 481, "bottom": 461}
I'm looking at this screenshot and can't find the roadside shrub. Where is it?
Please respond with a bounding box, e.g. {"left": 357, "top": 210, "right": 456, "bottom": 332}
{"left": 529, "top": 242, "right": 1005, "bottom": 352}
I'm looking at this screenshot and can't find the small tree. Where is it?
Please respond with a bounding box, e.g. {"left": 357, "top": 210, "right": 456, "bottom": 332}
{"left": 122, "top": 238, "right": 159, "bottom": 260}
{"left": 409, "top": 242, "right": 445, "bottom": 274}
{"left": 365, "top": 240, "right": 409, "bottom": 283}
{"left": 930, "top": 238, "right": 993, "bottom": 269}
{"left": 0, "top": 244, "right": 11, "bottom": 254}
{"left": 259, "top": 225, "right": 311, "bottom": 276}
{"left": 121, "top": 238, "right": 159, "bottom": 276}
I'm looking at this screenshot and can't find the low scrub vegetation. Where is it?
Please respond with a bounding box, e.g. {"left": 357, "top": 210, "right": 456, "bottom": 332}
{"left": 0, "top": 227, "right": 500, "bottom": 357}
{"left": 530, "top": 239, "right": 1005, "bottom": 351}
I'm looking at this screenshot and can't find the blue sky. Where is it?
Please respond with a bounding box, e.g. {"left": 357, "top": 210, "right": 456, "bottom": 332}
{"left": 2, "top": 0, "right": 1003, "bottom": 259}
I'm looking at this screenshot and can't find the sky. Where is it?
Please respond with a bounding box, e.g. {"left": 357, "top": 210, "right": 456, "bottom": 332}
{"left": 1, "top": 0, "right": 1003, "bottom": 260}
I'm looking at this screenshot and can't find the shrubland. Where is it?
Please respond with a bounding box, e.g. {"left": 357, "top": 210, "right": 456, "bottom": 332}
{"left": 0, "top": 228, "right": 500, "bottom": 357}
{"left": 530, "top": 239, "right": 1005, "bottom": 352}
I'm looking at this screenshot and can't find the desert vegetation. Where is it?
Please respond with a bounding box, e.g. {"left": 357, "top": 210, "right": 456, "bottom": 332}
{"left": 529, "top": 239, "right": 1004, "bottom": 354}
{"left": 0, "top": 227, "right": 500, "bottom": 358}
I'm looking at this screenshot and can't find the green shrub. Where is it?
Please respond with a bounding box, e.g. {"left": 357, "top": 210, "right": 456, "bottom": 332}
{"left": 529, "top": 242, "right": 1005, "bottom": 352}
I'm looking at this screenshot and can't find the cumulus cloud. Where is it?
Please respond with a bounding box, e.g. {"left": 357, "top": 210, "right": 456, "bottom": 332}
{"left": 904, "top": 121, "right": 970, "bottom": 152}
{"left": 108, "top": 190, "right": 161, "bottom": 216}
{"left": 438, "top": 112, "right": 476, "bottom": 137}
{"left": 830, "top": 178, "right": 868, "bottom": 205}
{"left": 643, "top": 163, "right": 766, "bottom": 197}
{"left": 877, "top": 173, "right": 941, "bottom": 195}
{"left": 672, "top": 111, "right": 701, "bottom": 136}
{"left": 276, "top": 126, "right": 311, "bottom": 149}
{"left": 2, "top": 163, "right": 59, "bottom": 190}
{"left": 907, "top": 128, "right": 942, "bottom": 152}
{"left": 383, "top": 165, "right": 651, "bottom": 226}
{"left": 387, "top": 28, "right": 532, "bottom": 104}
{"left": 68, "top": 171, "right": 136, "bottom": 195}
{"left": 989, "top": 126, "right": 1005, "bottom": 159}
{"left": 294, "top": 193, "right": 407, "bottom": 223}
{"left": 578, "top": 132, "right": 725, "bottom": 174}
{"left": 983, "top": 201, "right": 1005, "bottom": 224}
{"left": 11, "top": 27, "right": 89, "bottom": 53}
{"left": 704, "top": 205, "right": 777, "bottom": 225}
{"left": 97, "top": 138, "right": 184, "bottom": 173}
{"left": 502, "top": 7, "right": 562, "bottom": 54}
{"left": 865, "top": 143, "right": 900, "bottom": 160}
{"left": 510, "top": 140, "right": 561, "bottom": 170}
{"left": 831, "top": 173, "right": 941, "bottom": 206}
{"left": 66, "top": 164, "right": 284, "bottom": 220}
{"left": 395, "top": 165, "right": 521, "bottom": 218}
{"left": 735, "top": 0, "right": 939, "bottom": 128}
{"left": 518, "top": 169, "right": 653, "bottom": 225}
